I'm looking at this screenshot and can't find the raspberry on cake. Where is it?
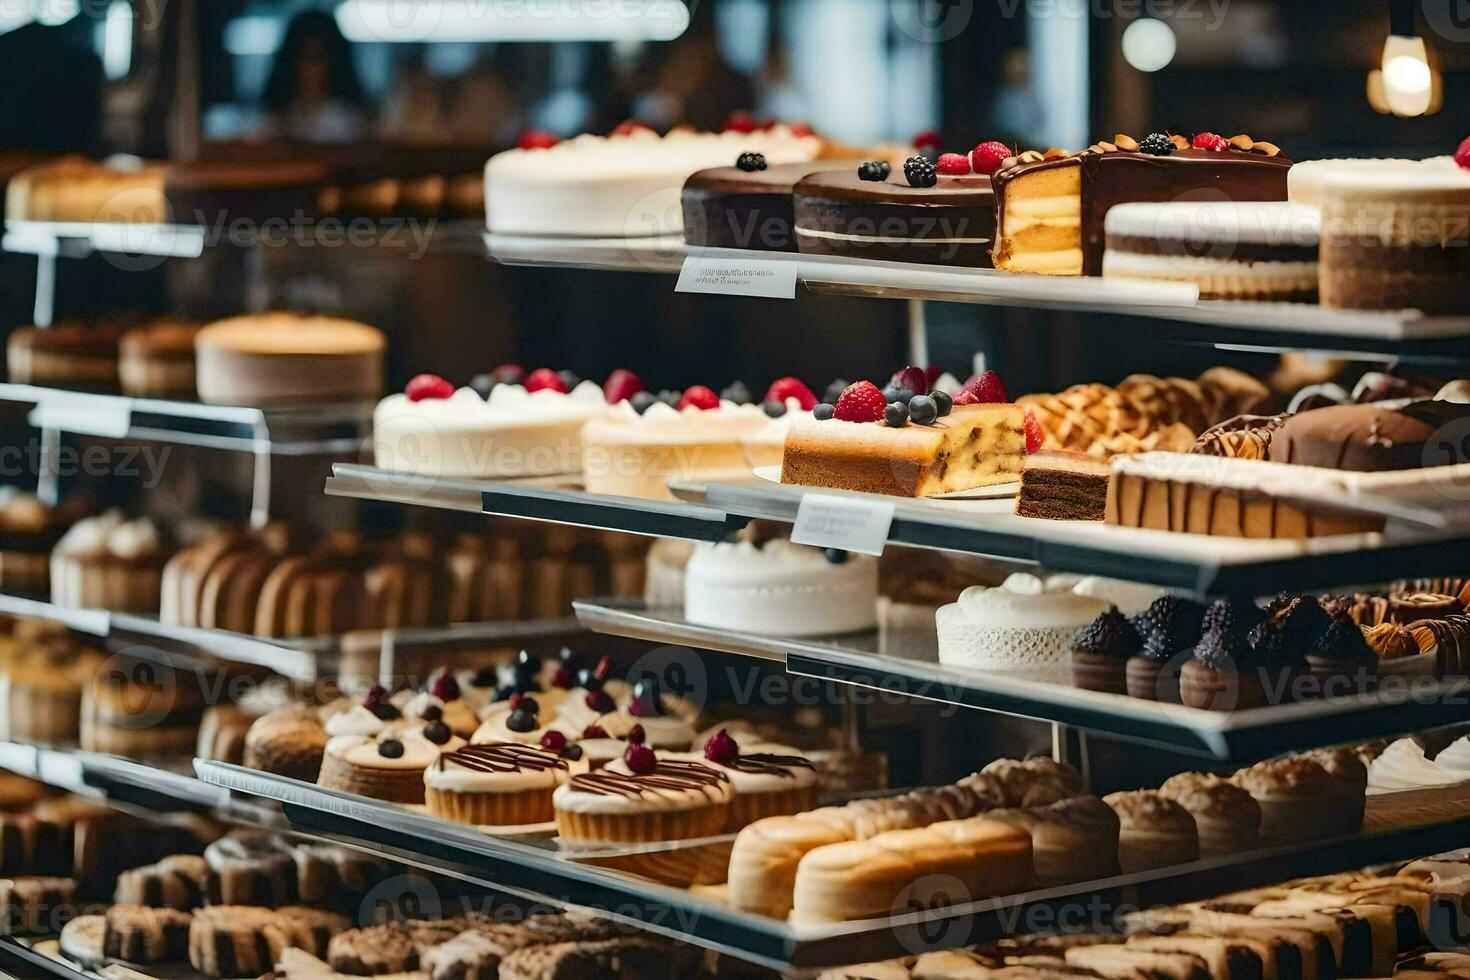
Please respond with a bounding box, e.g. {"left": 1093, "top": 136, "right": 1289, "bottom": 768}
{"left": 781, "top": 376, "right": 1026, "bottom": 497}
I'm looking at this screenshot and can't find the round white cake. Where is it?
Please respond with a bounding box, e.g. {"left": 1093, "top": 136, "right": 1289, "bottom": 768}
{"left": 684, "top": 538, "right": 878, "bottom": 636}
{"left": 484, "top": 125, "right": 822, "bottom": 238}
{"left": 373, "top": 380, "right": 608, "bottom": 479}
{"left": 936, "top": 573, "right": 1108, "bottom": 672}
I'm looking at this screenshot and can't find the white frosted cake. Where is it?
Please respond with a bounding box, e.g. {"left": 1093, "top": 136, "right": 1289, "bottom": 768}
{"left": 1286, "top": 156, "right": 1456, "bottom": 207}
{"left": 936, "top": 572, "right": 1108, "bottom": 672}
{"left": 1102, "top": 201, "right": 1321, "bottom": 301}
{"left": 374, "top": 377, "right": 608, "bottom": 479}
{"left": 484, "top": 125, "right": 822, "bottom": 238}
{"left": 581, "top": 397, "right": 768, "bottom": 501}
{"left": 684, "top": 538, "right": 878, "bottom": 636}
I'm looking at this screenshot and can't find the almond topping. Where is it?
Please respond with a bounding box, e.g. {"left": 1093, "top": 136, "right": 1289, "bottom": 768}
{"left": 1018, "top": 149, "right": 1045, "bottom": 164}
{"left": 1252, "top": 141, "right": 1281, "bottom": 157}
{"left": 1097, "top": 141, "right": 1117, "bottom": 153}
{"left": 1113, "top": 134, "right": 1139, "bottom": 152}
{"left": 1043, "top": 147, "right": 1068, "bottom": 160}
{"left": 1169, "top": 134, "right": 1189, "bottom": 151}
{"left": 1228, "top": 134, "right": 1254, "bottom": 151}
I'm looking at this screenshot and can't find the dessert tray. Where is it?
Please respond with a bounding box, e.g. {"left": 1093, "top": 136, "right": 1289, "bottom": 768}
{"left": 194, "top": 759, "right": 1470, "bottom": 972}
{"left": 574, "top": 598, "right": 1470, "bottom": 762}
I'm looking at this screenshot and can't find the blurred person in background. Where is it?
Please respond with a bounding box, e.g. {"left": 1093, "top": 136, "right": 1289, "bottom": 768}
{"left": 261, "top": 11, "right": 367, "bottom": 143}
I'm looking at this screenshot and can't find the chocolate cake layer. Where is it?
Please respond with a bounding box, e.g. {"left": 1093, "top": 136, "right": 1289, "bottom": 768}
{"left": 1106, "top": 234, "right": 1316, "bottom": 263}
{"left": 792, "top": 169, "right": 996, "bottom": 267}
{"left": 995, "top": 147, "right": 1291, "bottom": 275}
{"left": 1017, "top": 451, "right": 1110, "bottom": 520}
{"left": 1267, "top": 401, "right": 1470, "bottom": 471}
{"left": 683, "top": 161, "right": 848, "bottom": 251}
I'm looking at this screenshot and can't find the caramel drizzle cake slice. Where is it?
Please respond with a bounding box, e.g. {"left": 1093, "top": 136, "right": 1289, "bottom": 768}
{"left": 782, "top": 403, "right": 1026, "bottom": 498}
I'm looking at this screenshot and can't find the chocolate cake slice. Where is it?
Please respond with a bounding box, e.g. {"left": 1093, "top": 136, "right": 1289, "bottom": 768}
{"left": 1016, "top": 450, "right": 1110, "bottom": 520}
{"left": 683, "top": 160, "right": 853, "bottom": 252}
{"left": 992, "top": 136, "right": 1292, "bottom": 276}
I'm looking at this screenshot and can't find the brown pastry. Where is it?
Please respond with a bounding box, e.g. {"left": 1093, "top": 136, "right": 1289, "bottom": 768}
{"left": 1406, "top": 615, "right": 1470, "bottom": 674}
{"left": 102, "top": 904, "right": 192, "bottom": 963}
{"left": 1072, "top": 607, "right": 1141, "bottom": 695}
{"left": 114, "top": 854, "right": 208, "bottom": 910}
{"left": 205, "top": 831, "right": 297, "bottom": 907}
{"left": 0, "top": 875, "right": 79, "bottom": 935}
{"left": 1197, "top": 366, "right": 1272, "bottom": 423}
{"left": 243, "top": 707, "right": 328, "bottom": 782}
{"left": 80, "top": 659, "right": 205, "bottom": 758}
{"left": 1230, "top": 757, "right": 1339, "bottom": 843}
{"left": 6, "top": 322, "right": 121, "bottom": 390}
{"left": 195, "top": 313, "right": 386, "bottom": 407}
{"left": 987, "top": 795, "right": 1121, "bottom": 885}
{"left": 1157, "top": 772, "right": 1262, "bottom": 856}
{"left": 1387, "top": 592, "right": 1463, "bottom": 624}
{"left": 1268, "top": 401, "right": 1470, "bottom": 471}
{"left": 1018, "top": 451, "right": 1110, "bottom": 521}
{"left": 1103, "top": 790, "right": 1199, "bottom": 872}
{"left": 292, "top": 843, "right": 390, "bottom": 909}
{"left": 187, "top": 905, "right": 289, "bottom": 979}
{"left": 327, "top": 919, "right": 464, "bottom": 974}
{"left": 118, "top": 319, "right": 200, "bottom": 399}
{"left": 1191, "top": 414, "right": 1286, "bottom": 459}
{"left": 497, "top": 937, "right": 679, "bottom": 980}
{"left": 981, "top": 757, "right": 1086, "bottom": 807}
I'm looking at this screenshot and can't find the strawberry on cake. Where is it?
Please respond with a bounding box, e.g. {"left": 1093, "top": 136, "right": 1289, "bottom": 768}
{"left": 373, "top": 365, "right": 632, "bottom": 480}
{"left": 781, "top": 367, "right": 1027, "bottom": 497}
{"left": 580, "top": 383, "right": 769, "bottom": 500}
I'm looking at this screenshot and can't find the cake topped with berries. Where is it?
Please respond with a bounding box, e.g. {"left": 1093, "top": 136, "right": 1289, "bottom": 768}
{"left": 792, "top": 146, "right": 998, "bottom": 267}
{"left": 991, "top": 133, "right": 1291, "bottom": 276}
{"left": 781, "top": 367, "right": 1027, "bottom": 497}
{"left": 684, "top": 159, "right": 867, "bottom": 252}
{"left": 485, "top": 122, "right": 823, "bottom": 238}
{"left": 580, "top": 382, "right": 771, "bottom": 500}
{"left": 372, "top": 364, "right": 615, "bottom": 480}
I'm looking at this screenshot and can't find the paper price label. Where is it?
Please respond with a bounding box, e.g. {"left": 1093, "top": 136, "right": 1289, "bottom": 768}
{"left": 676, "top": 256, "right": 798, "bottom": 299}
{"left": 790, "top": 494, "right": 895, "bottom": 556}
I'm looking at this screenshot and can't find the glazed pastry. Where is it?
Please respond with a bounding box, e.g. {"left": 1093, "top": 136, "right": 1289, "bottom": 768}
{"left": 205, "top": 831, "right": 297, "bottom": 907}
{"left": 677, "top": 730, "right": 819, "bottom": 830}
{"left": 318, "top": 731, "right": 459, "bottom": 805}
{"left": 1157, "top": 772, "right": 1263, "bottom": 856}
{"left": 1230, "top": 757, "right": 1339, "bottom": 843}
{"left": 987, "top": 795, "right": 1121, "bottom": 885}
{"left": 790, "top": 816, "right": 1032, "bottom": 923}
{"left": 102, "top": 904, "right": 192, "bottom": 963}
{"left": 1072, "top": 606, "right": 1141, "bottom": 695}
{"left": 552, "top": 730, "right": 732, "bottom": 844}
{"left": 425, "top": 742, "right": 576, "bottom": 826}
{"left": 1103, "top": 790, "right": 1199, "bottom": 873}
{"left": 114, "top": 854, "right": 208, "bottom": 909}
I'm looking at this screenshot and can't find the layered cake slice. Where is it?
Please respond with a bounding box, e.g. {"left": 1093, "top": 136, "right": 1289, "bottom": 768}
{"left": 1016, "top": 450, "right": 1110, "bottom": 520}
{"left": 781, "top": 380, "right": 1025, "bottom": 497}
{"left": 1102, "top": 201, "right": 1320, "bottom": 301}
{"left": 993, "top": 134, "right": 1292, "bottom": 276}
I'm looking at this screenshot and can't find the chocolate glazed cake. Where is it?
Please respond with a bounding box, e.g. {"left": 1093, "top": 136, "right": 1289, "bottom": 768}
{"left": 683, "top": 161, "right": 851, "bottom": 252}
{"left": 792, "top": 168, "right": 996, "bottom": 266}
{"left": 992, "top": 138, "right": 1292, "bottom": 276}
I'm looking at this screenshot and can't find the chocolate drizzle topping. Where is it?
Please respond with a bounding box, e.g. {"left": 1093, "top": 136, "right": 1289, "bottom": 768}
{"left": 436, "top": 743, "right": 568, "bottom": 774}
{"left": 567, "top": 760, "right": 729, "bottom": 798}
{"left": 727, "top": 753, "right": 816, "bottom": 778}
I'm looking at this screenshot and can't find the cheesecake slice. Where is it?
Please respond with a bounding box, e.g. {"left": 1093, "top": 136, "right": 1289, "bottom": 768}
{"left": 781, "top": 403, "right": 1026, "bottom": 497}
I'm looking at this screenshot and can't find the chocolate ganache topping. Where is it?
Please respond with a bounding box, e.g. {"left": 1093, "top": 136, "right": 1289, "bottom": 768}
{"left": 727, "top": 752, "right": 817, "bottom": 778}
{"left": 436, "top": 743, "right": 568, "bottom": 774}
{"left": 566, "top": 760, "right": 729, "bottom": 798}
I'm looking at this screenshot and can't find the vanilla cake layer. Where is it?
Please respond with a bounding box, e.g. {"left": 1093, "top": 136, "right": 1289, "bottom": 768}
{"left": 781, "top": 403, "right": 1026, "bottom": 498}
{"left": 993, "top": 159, "right": 1083, "bottom": 274}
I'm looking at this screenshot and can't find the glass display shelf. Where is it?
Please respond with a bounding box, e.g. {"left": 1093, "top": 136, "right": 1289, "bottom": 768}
{"left": 197, "top": 759, "right": 1470, "bottom": 973}
{"left": 574, "top": 598, "right": 1470, "bottom": 763}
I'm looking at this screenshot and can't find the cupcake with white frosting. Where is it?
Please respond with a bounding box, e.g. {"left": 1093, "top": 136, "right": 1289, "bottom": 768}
{"left": 317, "top": 729, "right": 462, "bottom": 805}
{"left": 373, "top": 372, "right": 609, "bottom": 480}
{"left": 425, "top": 742, "right": 578, "bottom": 826}
{"left": 675, "top": 730, "right": 819, "bottom": 830}
{"left": 937, "top": 572, "right": 1109, "bottom": 671}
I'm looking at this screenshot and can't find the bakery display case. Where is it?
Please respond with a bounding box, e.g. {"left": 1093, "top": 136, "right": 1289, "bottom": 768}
{"left": 6, "top": 2, "right": 1470, "bottom": 979}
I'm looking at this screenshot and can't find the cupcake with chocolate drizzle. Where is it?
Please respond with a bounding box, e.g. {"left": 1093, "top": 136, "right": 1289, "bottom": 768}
{"left": 1126, "top": 596, "right": 1206, "bottom": 702}
{"left": 678, "top": 729, "right": 818, "bottom": 830}
{"left": 552, "top": 725, "right": 732, "bottom": 844}
{"left": 1072, "top": 606, "right": 1141, "bottom": 695}
{"left": 425, "top": 741, "right": 579, "bottom": 826}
